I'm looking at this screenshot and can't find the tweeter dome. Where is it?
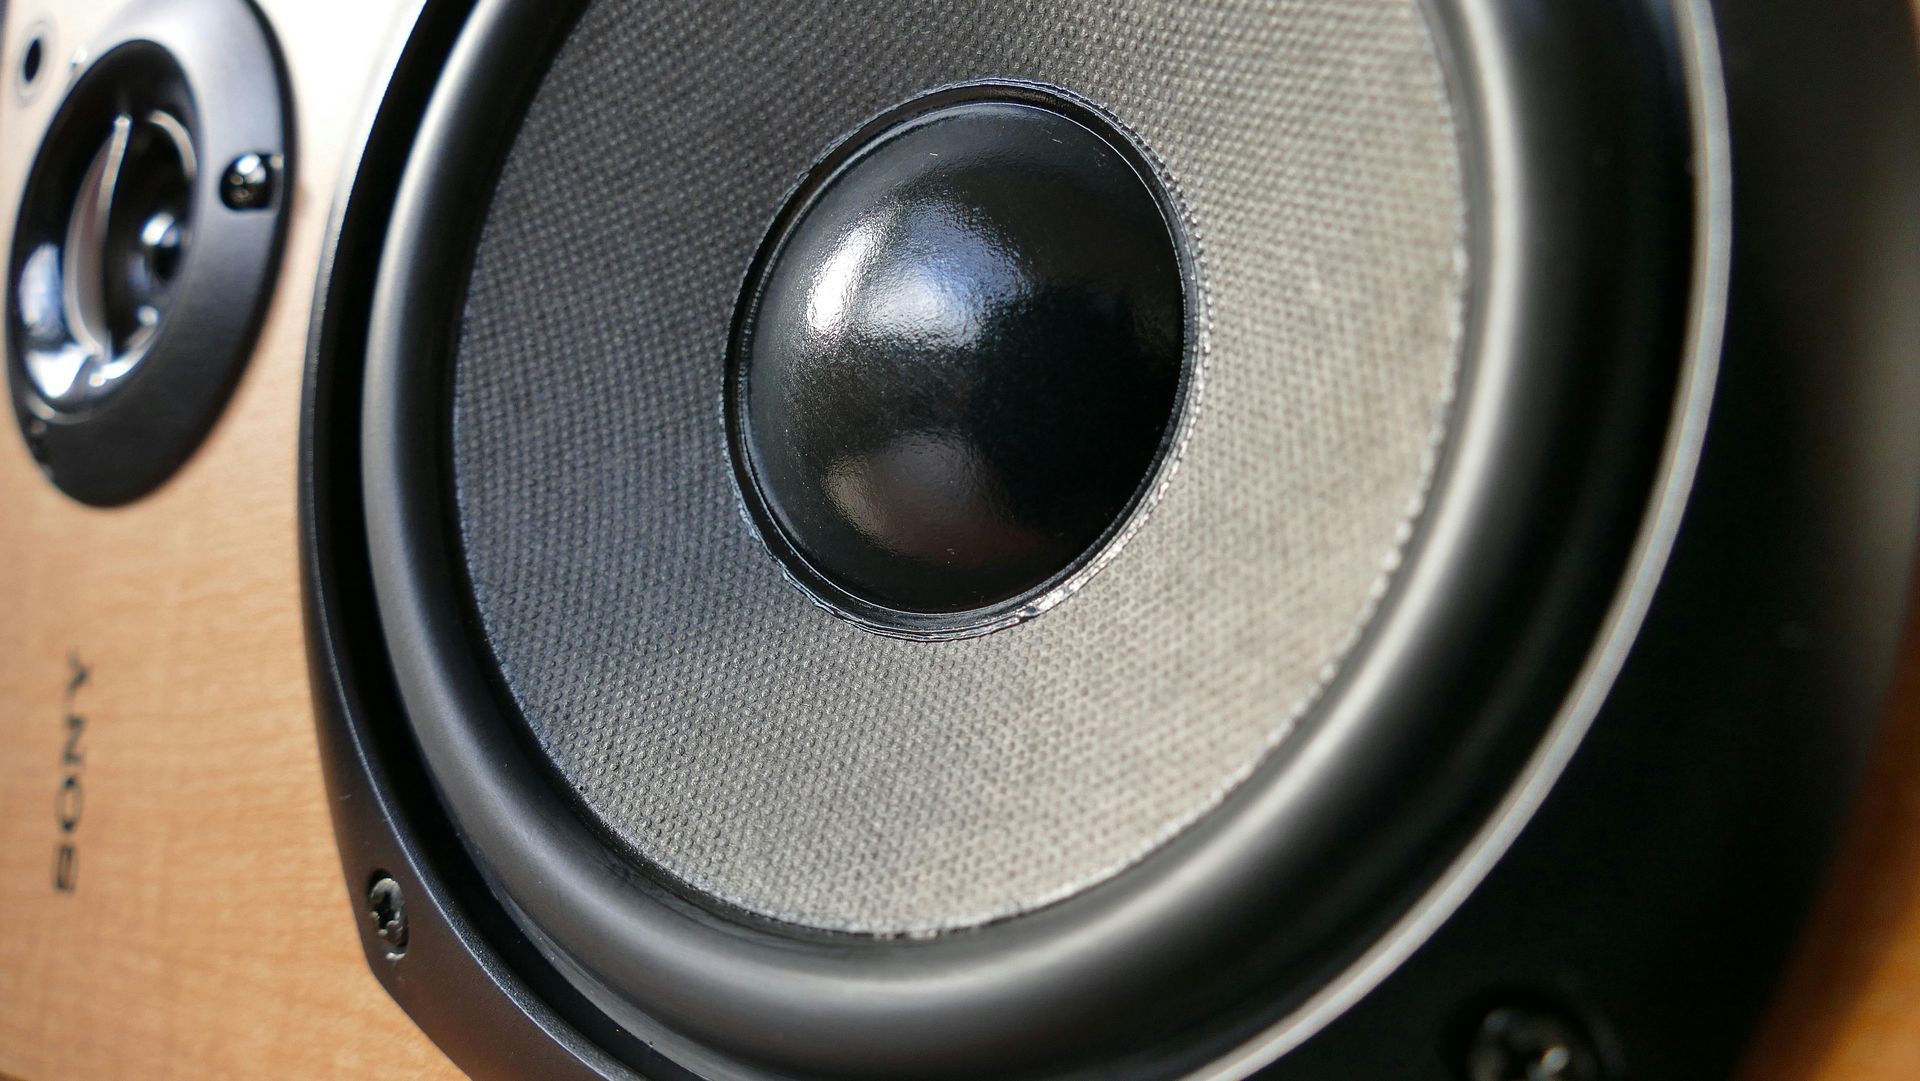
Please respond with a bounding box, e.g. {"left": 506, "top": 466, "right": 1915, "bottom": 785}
{"left": 300, "top": 0, "right": 1920, "bottom": 1078}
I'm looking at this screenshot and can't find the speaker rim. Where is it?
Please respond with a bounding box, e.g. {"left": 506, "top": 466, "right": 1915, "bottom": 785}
{"left": 301, "top": 2, "right": 683, "bottom": 1075}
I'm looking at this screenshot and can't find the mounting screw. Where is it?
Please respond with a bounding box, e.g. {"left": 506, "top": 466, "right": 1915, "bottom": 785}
{"left": 24, "top": 418, "right": 49, "bottom": 464}
{"left": 367, "top": 873, "right": 408, "bottom": 959}
{"left": 1464, "top": 1005, "right": 1601, "bottom": 1081}
{"left": 220, "top": 153, "right": 276, "bottom": 210}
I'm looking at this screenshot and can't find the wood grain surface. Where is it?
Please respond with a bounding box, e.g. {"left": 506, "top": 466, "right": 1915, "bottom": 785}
{"left": 0, "top": 1, "right": 457, "bottom": 1077}
{"left": 0, "top": 2, "right": 1912, "bottom": 1079}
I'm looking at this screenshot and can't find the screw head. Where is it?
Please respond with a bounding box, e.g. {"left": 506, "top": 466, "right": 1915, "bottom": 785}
{"left": 1465, "top": 1006, "right": 1600, "bottom": 1081}
{"left": 24, "top": 419, "right": 49, "bottom": 464}
{"left": 219, "top": 153, "right": 275, "bottom": 210}
{"left": 367, "top": 873, "right": 408, "bottom": 958}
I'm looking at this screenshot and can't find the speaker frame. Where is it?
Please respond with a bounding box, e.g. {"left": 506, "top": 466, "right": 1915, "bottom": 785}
{"left": 357, "top": 0, "right": 1697, "bottom": 1071}
{"left": 299, "top": 0, "right": 1920, "bottom": 1078}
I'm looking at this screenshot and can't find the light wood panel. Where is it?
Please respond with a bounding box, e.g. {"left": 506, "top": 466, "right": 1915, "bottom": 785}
{"left": 0, "top": 2, "right": 1913, "bottom": 1079}
{"left": 0, "top": 1, "right": 457, "bottom": 1078}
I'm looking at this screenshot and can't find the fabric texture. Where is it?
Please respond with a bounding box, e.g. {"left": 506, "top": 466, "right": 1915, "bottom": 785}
{"left": 451, "top": 0, "right": 1467, "bottom": 935}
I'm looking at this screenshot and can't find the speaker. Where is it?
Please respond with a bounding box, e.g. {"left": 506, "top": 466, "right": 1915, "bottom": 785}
{"left": 295, "top": 0, "right": 1920, "bottom": 1078}
{"left": 1, "top": 0, "right": 1918, "bottom": 1078}
{"left": 4, "top": 0, "right": 288, "bottom": 504}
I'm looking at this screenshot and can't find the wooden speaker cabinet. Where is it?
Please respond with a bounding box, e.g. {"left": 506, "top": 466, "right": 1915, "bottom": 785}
{"left": 0, "top": 1, "right": 1915, "bottom": 1078}
{"left": 0, "top": 0, "right": 458, "bottom": 1075}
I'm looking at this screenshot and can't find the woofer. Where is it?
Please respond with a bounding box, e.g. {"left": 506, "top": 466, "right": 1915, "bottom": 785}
{"left": 299, "top": 0, "right": 1920, "bottom": 1078}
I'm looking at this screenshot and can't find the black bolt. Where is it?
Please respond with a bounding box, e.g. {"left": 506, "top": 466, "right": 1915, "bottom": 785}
{"left": 24, "top": 419, "right": 48, "bottom": 464}
{"left": 1464, "top": 1006, "right": 1600, "bottom": 1081}
{"left": 220, "top": 153, "right": 276, "bottom": 210}
{"left": 367, "top": 873, "right": 408, "bottom": 958}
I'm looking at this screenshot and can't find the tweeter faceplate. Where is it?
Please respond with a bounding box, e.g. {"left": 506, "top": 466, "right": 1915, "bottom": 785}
{"left": 5, "top": 0, "right": 289, "bottom": 505}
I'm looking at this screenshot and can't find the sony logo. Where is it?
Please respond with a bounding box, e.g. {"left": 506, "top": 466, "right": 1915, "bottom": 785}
{"left": 54, "top": 652, "right": 88, "bottom": 893}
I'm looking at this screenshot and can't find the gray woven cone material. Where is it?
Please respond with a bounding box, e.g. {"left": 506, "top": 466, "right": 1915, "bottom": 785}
{"left": 451, "top": 0, "right": 1466, "bottom": 935}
